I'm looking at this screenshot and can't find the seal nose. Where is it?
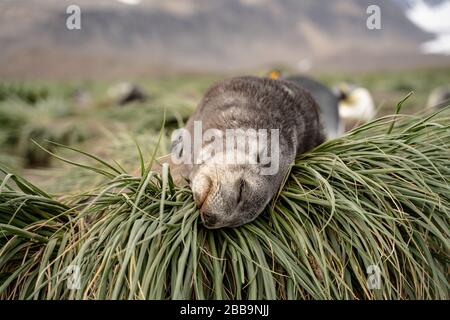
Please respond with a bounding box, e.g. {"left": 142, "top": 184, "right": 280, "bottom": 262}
{"left": 201, "top": 211, "right": 218, "bottom": 228}
{"left": 192, "top": 175, "right": 212, "bottom": 208}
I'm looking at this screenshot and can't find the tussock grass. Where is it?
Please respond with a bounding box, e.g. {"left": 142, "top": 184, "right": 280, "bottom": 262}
{"left": 0, "top": 98, "right": 92, "bottom": 167}
{"left": 0, "top": 83, "right": 49, "bottom": 105}
{"left": 0, "top": 107, "right": 449, "bottom": 300}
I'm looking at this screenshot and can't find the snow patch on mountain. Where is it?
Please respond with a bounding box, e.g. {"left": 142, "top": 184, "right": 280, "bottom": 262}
{"left": 402, "top": 0, "right": 450, "bottom": 55}
{"left": 115, "top": 0, "right": 142, "bottom": 5}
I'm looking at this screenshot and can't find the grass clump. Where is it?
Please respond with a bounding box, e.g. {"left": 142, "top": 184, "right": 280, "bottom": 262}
{"left": 0, "top": 107, "right": 449, "bottom": 300}
{"left": 0, "top": 98, "right": 93, "bottom": 167}
{"left": 0, "top": 82, "right": 49, "bottom": 105}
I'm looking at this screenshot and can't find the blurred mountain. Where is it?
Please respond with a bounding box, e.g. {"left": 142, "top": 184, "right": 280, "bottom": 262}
{"left": 0, "top": 0, "right": 448, "bottom": 79}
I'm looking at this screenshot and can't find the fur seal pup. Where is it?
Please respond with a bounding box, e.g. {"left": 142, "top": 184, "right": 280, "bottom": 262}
{"left": 165, "top": 76, "right": 325, "bottom": 229}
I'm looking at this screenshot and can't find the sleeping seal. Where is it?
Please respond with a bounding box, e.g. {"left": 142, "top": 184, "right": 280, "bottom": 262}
{"left": 164, "top": 76, "right": 325, "bottom": 228}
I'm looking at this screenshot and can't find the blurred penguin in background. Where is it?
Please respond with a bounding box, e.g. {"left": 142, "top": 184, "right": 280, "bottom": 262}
{"left": 334, "top": 83, "right": 375, "bottom": 130}
{"left": 427, "top": 85, "right": 450, "bottom": 109}
{"left": 268, "top": 70, "right": 344, "bottom": 139}
{"left": 107, "top": 82, "right": 147, "bottom": 106}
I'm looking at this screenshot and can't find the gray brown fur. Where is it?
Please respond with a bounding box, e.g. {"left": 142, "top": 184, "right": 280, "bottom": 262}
{"left": 168, "top": 76, "right": 326, "bottom": 228}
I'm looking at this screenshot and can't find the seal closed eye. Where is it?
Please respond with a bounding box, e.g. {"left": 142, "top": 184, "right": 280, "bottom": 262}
{"left": 236, "top": 179, "right": 245, "bottom": 205}
{"left": 169, "top": 76, "right": 326, "bottom": 229}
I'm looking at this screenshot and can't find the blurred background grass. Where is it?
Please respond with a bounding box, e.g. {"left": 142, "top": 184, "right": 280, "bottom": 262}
{"left": 0, "top": 65, "right": 449, "bottom": 193}
{"left": 1, "top": 0, "right": 449, "bottom": 193}
{"left": 0, "top": 66, "right": 450, "bottom": 192}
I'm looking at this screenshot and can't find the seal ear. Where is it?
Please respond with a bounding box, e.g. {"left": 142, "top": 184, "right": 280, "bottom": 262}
{"left": 171, "top": 130, "right": 184, "bottom": 159}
